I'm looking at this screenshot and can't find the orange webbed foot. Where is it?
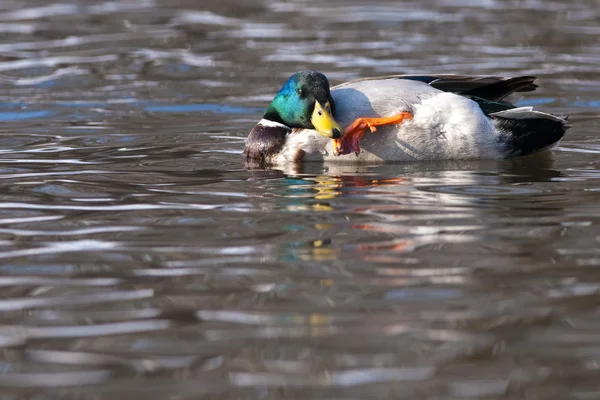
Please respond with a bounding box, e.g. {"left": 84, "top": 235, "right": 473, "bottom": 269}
{"left": 333, "top": 112, "right": 413, "bottom": 156}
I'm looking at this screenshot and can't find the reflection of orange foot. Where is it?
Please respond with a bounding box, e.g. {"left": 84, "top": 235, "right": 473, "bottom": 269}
{"left": 333, "top": 112, "right": 413, "bottom": 156}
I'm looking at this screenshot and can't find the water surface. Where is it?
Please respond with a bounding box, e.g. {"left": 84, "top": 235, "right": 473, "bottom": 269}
{"left": 1, "top": 0, "right": 600, "bottom": 398}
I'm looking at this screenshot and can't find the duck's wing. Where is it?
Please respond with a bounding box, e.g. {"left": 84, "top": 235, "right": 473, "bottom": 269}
{"left": 334, "top": 74, "right": 537, "bottom": 102}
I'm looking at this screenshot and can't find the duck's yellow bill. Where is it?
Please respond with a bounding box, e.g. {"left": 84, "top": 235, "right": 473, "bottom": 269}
{"left": 311, "top": 101, "right": 342, "bottom": 139}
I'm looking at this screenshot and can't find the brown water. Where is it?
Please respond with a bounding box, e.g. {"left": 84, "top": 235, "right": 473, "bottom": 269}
{"left": 1, "top": 0, "right": 600, "bottom": 398}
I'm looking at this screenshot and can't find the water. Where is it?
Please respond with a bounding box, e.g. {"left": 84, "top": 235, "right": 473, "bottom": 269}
{"left": 0, "top": 0, "right": 599, "bottom": 398}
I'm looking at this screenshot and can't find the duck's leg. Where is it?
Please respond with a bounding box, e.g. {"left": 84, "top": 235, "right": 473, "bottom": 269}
{"left": 333, "top": 112, "right": 413, "bottom": 156}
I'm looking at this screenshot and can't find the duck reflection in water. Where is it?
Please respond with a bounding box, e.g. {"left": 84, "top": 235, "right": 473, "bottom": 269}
{"left": 246, "top": 152, "right": 564, "bottom": 264}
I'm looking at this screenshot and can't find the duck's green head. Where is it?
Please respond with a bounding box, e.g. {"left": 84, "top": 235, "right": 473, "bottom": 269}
{"left": 264, "top": 70, "right": 342, "bottom": 139}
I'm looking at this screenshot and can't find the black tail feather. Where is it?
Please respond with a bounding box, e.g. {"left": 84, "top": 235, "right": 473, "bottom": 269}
{"left": 460, "top": 76, "right": 538, "bottom": 102}
{"left": 494, "top": 114, "right": 569, "bottom": 158}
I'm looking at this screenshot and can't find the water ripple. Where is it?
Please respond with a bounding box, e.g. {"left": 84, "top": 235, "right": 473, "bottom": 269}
{"left": 0, "top": 0, "right": 597, "bottom": 397}
{"left": 230, "top": 367, "right": 435, "bottom": 387}
{"left": 0, "top": 370, "right": 112, "bottom": 388}
{"left": 0, "top": 290, "right": 153, "bottom": 311}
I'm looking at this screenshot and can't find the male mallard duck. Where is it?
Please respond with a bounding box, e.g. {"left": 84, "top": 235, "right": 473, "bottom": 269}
{"left": 243, "top": 70, "right": 569, "bottom": 164}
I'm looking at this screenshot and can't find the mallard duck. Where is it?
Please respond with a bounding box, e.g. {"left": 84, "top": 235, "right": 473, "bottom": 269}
{"left": 243, "top": 70, "right": 569, "bottom": 165}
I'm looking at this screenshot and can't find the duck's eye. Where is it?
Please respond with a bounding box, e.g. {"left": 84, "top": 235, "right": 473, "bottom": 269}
{"left": 297, "top": 88, "right": 303, "bottom": 96}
